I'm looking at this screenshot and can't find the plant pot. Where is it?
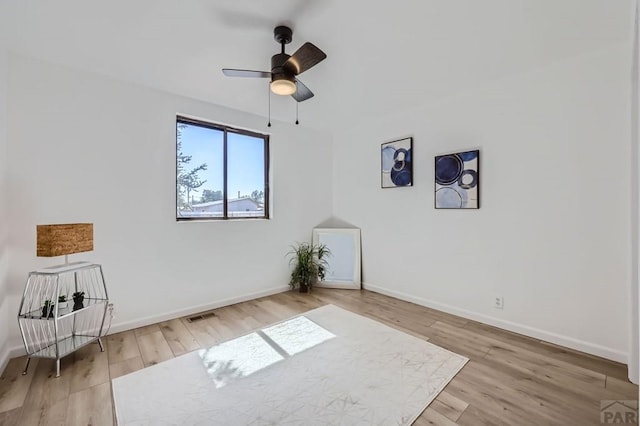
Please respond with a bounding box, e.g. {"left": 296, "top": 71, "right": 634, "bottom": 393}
{"left": 42, "top": 304, "right": 55, "bottom": 318}
{"left": 73, "top": 297, "right": 84, "bottom": 311}
{"left": 299, "top": 282, "right": 309, "bottom": 293}
{"left": 58, "top": 301, "right": 68, "bottom": 310}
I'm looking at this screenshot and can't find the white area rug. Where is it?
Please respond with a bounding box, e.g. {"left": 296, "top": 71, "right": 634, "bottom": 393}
{"left": 112, "top": 304, "right": 468, "bottom": 425}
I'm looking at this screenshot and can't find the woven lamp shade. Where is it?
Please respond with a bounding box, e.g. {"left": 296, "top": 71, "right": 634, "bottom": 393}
{"left": 36, "top": 223, "right": 94, "bottom": 257}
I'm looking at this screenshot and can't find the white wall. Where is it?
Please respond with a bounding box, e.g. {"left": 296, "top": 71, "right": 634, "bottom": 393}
{"left": 0, "top": 49, "right": 10, "bottom": 372}
{"left": 333, "top": 44, "right": 632, "bottom": 362}
{"left": 4, "top": 54, "right": 333, "bottom": 354}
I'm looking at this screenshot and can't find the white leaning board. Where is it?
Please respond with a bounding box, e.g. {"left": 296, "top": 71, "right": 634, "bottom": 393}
{"left": 312, "top": 228, "right": 361, "bottom": 289}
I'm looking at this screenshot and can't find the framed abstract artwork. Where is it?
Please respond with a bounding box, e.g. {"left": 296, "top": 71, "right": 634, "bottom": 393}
{"left": 381, "top": 137, "right": 412, "bottom": 188}
{"left": 435, "top": 150, "right": 479, "bottom": 209}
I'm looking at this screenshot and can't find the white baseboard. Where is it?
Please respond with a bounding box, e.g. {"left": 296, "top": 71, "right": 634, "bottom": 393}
{"left": 363, "top": 282, "right": 628, "bottom": 364}
{"left": 0, "top": 344, "right": 28, "bottom": 375}
{"left": 0, "top": 344, "right": 9, "bottom": 376}
{"left": 108, "top": 285, "right": 291, "bottom": 335}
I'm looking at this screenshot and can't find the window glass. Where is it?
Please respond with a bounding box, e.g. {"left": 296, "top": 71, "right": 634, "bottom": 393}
{"left": 227, "top": 131, "right": 266, "bottom": 218}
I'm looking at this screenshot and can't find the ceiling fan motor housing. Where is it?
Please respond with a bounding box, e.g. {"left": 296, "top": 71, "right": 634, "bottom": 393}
{"left": 271, "top": 53, "right": 292, "bottom": 83}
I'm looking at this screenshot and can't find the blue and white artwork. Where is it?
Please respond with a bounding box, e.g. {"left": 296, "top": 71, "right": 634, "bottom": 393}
{"left": 381, "top": 137, "right": 412, "bottom": 188}
{"left": 435, "top": 150, "right": 479, "bottom": 209}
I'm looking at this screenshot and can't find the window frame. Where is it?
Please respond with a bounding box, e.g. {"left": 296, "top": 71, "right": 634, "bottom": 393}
{"left": 176, "top": 116, "right": 270, "bottom": 221}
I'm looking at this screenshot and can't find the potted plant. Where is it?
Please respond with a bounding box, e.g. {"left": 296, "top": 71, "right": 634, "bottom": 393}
{"left": 287, "top": 242, "right": 330, "bottom": 293}
{"left": 72, "top": 291, "right": 85, "bottom": 311}
{"left": 58, "top": 295, "right": 68, "bottom": 310}
{"left": 42, "top": 300, "right": 55, "bottom": 318}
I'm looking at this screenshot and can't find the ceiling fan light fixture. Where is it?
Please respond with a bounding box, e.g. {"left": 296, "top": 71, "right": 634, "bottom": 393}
{"left": 270, "top": 78, "right": 296, "bottom": 96}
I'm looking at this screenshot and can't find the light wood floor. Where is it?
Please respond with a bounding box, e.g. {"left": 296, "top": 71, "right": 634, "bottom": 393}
{"left": 0, "top": 288, "right": 637, "bottom": 425}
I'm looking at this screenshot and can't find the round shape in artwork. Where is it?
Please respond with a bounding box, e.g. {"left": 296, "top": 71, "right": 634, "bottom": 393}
{"left": 458, "top": 169, "right": 478, "bottom": 189}
{"left": 436, "top": 187, "right": 464, "bottom": 208}
{"left": 391, "top": 161, "right": 412, "bottom": 186}
{"left": 381, "top": 146, "right": 396, "bottom": 173}
{"left": 393, "top": 148, "right": 408, "bottom": 162}
{"left": 435, "top": 155, "right": 463, "bottom": 185}
{"left": 458, "top": 151, "right": 478, "bottom": 162}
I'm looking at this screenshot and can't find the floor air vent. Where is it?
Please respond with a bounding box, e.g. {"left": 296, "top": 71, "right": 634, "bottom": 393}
{"left": 186, "top": 311, "right": 216, "bottom": 323}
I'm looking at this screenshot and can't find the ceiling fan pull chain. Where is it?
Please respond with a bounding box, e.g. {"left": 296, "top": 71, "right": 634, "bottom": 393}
{"left": 267, "top": 85, "right": 272, "bottom": 127}
{"left": 296, "top": 85, "right": 299, "bottom": 125}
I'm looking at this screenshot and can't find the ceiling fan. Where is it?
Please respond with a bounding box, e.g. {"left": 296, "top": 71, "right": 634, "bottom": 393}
{"left": 222, "top": 25, "right": 327, "bottom": 102}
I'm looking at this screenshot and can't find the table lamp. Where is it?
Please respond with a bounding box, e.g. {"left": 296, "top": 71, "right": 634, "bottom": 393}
{"left": 36, "top": 223, "right": 93, "bottom": 265}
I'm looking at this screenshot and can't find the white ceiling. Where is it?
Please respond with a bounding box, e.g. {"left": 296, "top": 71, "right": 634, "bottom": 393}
{"left": 0, "top": 0, "right": 632, "bottom": 130}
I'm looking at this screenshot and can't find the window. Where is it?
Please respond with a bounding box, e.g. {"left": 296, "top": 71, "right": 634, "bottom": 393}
{"left": 176, "top": 116, "right": 269, "bottom": 220}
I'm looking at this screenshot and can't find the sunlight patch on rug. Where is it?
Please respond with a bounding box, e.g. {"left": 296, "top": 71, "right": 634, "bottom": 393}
{"left": 112, "top": 304, "right": 468, "bottom": 425}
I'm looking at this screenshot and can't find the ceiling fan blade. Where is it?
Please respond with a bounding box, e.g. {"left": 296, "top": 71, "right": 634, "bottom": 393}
{"left": 222, "top": 69, "right": 270, "bottom": 78}
{"left": 292, "top": 79, "right": 314, "bottom": 102}
{"left": 283, "top": 42, "right": 327, "bottom": 75}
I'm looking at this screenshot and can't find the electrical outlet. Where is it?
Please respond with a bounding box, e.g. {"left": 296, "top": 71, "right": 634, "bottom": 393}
{"left": 494, "top": 296, "right": 504, "bottom": 310}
